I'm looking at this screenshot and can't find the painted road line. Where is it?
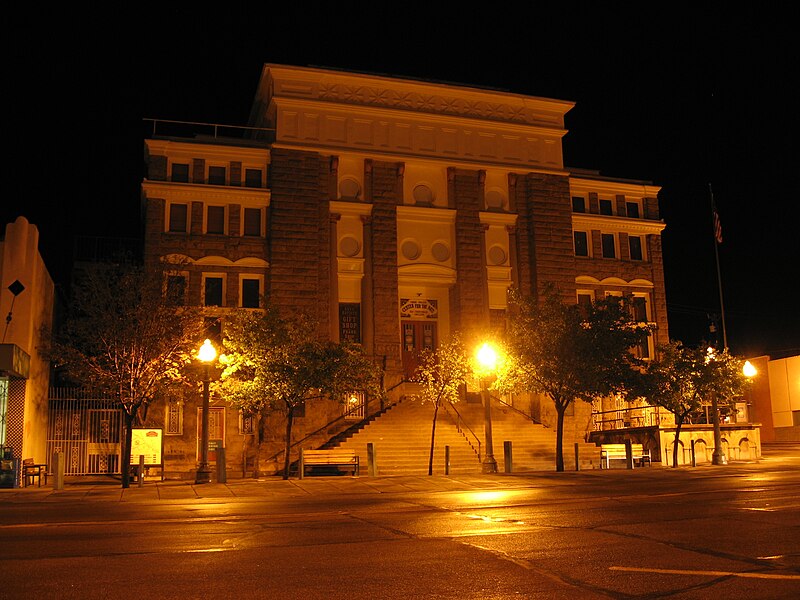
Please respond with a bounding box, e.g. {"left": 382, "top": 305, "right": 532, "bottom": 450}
{"left": 609, "top": 566, "right": 800, "bottom": 580}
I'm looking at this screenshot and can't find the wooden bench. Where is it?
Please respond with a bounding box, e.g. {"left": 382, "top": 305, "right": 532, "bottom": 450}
{"left": 600, "top": 443, "right": 651, "bottom": 469}
{"left": 299, "top": 449, "right": 359, "bottom": 478}
{"left": 22, "top": 458, "right": 47, "bottom": 487}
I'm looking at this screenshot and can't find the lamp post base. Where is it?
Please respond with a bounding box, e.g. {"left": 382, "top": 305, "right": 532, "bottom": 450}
{"left": 482, "top": 456, "right": 498, "bottom": 474}
{"left": 195, "top": 466, "right": 212, "bottom": 484}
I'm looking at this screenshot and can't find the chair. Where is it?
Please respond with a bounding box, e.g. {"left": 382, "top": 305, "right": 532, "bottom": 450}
{"left": 22, "top": 458, "right": 45, "bottom": 487}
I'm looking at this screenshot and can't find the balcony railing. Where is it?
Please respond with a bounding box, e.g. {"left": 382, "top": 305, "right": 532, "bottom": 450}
{"left": 143, "top": 118, "right": 276, "bottom": 145}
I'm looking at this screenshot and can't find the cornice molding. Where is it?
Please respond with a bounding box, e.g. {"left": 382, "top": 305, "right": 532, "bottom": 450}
{"left": 142, "top": 181, "right": 271, "bottom": 205}
{"left": 265, "top": 64, "right": 574, "bottom": 129}
{"left": 572, "top": 214, "right": 666, "bottom": 235}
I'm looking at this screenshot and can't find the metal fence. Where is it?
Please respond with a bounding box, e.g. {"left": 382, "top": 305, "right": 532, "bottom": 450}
{"left": 47, "top": 388, "right": 124, "bottom": 475}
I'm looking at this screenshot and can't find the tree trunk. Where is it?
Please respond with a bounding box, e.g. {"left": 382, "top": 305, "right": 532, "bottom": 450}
{"left": 282, "top": 406, "right": 295, "bottom": 480}
{"left": 555, "top": 401, "right": 566, "bottom": 472}
{"left": 252, "top": 412, "right": 266, "bottom": 479}
{"left": 672, "top": 414, "right": 685, "bottom": 468}
{"left": 428, "top": 402, "right": 440, "bottom": 476}
{"left": 121, "top": 411, "right": 135, "bottom": 489}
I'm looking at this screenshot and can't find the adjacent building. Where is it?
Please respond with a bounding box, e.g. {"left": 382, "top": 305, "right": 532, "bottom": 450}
{"left": 0, "top": 216, "right": 55, "bottom": 485}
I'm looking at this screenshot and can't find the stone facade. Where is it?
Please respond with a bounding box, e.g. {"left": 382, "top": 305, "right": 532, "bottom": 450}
{"left": 137, "top": 64, "right": 671, "bottom": 477}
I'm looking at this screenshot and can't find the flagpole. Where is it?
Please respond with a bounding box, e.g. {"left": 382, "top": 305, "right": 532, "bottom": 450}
{"left": 709, "top": 183, "right": 729, "bottom": 466}
{"left": 709, "top": 183, "right": 728, "bottom": 350}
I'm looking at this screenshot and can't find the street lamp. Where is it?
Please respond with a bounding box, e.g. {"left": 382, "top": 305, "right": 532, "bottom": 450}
{"left": 196, "top": 338, "right": 217, "bottom": 484}
{"left": 476, "top": 342, "right": 498, "bottom": 474}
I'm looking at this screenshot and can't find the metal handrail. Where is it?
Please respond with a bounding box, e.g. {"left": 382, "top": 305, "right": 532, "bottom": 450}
{"left": 443, "top": 401, "right": 481, "bottom": 459}
{"left": 494, "top": 395, "right": 546, "bottom": 426}
{"left": 143, "top": 118, "right": 276, "bottom": 141}
{"left": 264, "top": 379, "right": 410, "bottom": 467}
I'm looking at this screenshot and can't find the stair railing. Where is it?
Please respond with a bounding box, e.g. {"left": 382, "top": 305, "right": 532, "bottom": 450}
{"left": 493, "top": 394, "right": 547, "bottom": 426}
{"left": 264, "top": 380, "right": 411, "bottom": 472}
{"left": 443, "top": 401, "right": 482, "bottom": 460}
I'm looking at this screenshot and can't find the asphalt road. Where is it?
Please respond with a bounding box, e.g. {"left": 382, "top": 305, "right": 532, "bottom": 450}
{"left": 2, "top": 445, "right": 799, "bottom": 599}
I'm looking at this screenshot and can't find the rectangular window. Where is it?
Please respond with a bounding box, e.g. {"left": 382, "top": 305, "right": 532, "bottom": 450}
{"left": 632, "top": 296, "right": 649, "bottom": 322}
{"left": 571, "top": 196, "right": 586, "bottom": 213}
{"left": 241, "top": 278, "right": 261, "bottom": 308}
{"left": 207, "top": 206, "right": 225, "bottom": 235}
{"left": 204, "top": 276, "right": 224, "bottom": 306}
{"left": 166, "top": 400, "right": 183, "bottom": 435}
{"left": 244, "top": 168, "right": 262, "bottom": 188}
{"left": 208, "top": 166, "right": 226, "bottom": 185}
{"left": 601, "top": 233, "right": 616, "bottom": 258}
{"left": 629, "top": 236, "right": 643, "bottom": 261}
{"left": 171, "top": 163, "right": 189, "bottom": 183}
{"left": 626, "top": 201, "right": 640, "bottom": 218}
{"left": 168, "top": 204, "right": 188, "bottom": 233}
{"left": 574, "top": 231, "right": 589, "bottom": 257}
{"left": 243, "top": 208, "right": 262, "bottom": 236}
{"left": 166, "top": 274, "right": 186, "bottom": 306}
{"left": 239, "top": 411, "right": 256, "bottom": 435}
{"left": 632, "top": 295, "right": 651, "bottom": 359}
{"left": 599, "top": 199, "right": 614, "bottom": 215}
{"left": 577, "top": 292, "right": 593, "bottom": 318}
{"left": 197, "top": 407, "right": 225, "bottom": 463}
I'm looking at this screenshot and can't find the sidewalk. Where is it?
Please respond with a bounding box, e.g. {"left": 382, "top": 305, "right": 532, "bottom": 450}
{"left": 2, "top": 441, "right": 797, "bottom": 503}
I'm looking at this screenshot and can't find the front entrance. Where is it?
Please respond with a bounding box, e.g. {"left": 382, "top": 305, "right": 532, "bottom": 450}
{"left": 401, "top": 320, "right": 437, "bottom": 379}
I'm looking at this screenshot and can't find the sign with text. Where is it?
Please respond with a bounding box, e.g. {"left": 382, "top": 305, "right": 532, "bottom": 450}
{"left": 130, "top": 429, "right": 163, "bottom": 466}
{"left": 339, "top": 303, "right": 361, "bottom": 343}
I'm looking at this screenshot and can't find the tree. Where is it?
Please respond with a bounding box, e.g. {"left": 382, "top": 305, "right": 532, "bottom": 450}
{"left": 219, "top": 308, "right": 383, "bottom": 479}
{"left": 53, "top": 261, "right": 204, "bottom": 488}
{"left": 504, "top": 286, "right": 652, "bottom": 471}
{"left": 413, "top": 334, "right": 471, "bottom": 475}
{"left": 642, "top": 342, "right": 749, "bottom": 466}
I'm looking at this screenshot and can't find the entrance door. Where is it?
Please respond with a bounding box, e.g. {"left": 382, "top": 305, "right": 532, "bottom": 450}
{"left": 401, "top": 320, "right": 437, "bottom": 379}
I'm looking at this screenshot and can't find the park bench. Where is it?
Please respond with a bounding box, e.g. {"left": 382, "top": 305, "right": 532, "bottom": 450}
{"left": 600, "top": 443, "right": 651, "bottom": 469}
{"left": 299, "top": 449, "right": 359, "bottom": 478}
{"left": 22, "top": 458, "right": 47, "bottom": 487}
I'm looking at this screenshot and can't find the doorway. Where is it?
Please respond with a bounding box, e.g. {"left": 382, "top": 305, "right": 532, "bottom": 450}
{"left": 401, "top": 320, "right": 437, "bottom": 379}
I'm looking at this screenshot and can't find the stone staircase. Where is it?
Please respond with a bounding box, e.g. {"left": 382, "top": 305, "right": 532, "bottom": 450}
{"left": 456, "top": 401, "right": 602, "bottom": 471}
{"left": 331, "top": 396, "right": 601, "bottom": 475}
{"left": 335, "top": 397, "right": 482, "bottom": 476}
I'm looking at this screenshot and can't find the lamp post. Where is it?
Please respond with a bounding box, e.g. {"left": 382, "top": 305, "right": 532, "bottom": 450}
{"left": 706, "top": 347, "right": 727, "bottom": 466}
{"left": 195, "top": 338, "right": 216, "bottom": 484}
{"left": 476, "top": 342, "right": 498, "bottom": 474}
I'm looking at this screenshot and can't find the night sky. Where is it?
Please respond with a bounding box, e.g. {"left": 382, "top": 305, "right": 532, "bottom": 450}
{"left": 7, "top": 7, "right": 799, "bottom": 359}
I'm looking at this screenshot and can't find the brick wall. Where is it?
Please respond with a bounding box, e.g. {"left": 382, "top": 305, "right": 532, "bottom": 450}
{"left": 368, "top": 160, "right": 402, "bottom": 374}
{"left": 449, "top": 168, "right": 488, "bottom": 339}
{"left": 516, "top": 172, "right": 575, "bottom": 302}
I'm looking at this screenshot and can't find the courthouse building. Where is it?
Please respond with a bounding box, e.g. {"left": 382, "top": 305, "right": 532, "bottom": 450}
{"left": 139, "top": 64, "right": 672, "bottom": 477}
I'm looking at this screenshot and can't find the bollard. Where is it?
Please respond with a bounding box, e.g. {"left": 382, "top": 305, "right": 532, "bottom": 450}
{"left": 624, "top": 440, "right": 634, "bottom": 469}
{"left": 52, "top": 451, "right": 64, "bottom": 490}
{"left": 574, "top": 442, "right": 580, "bottom": 471}
{"left": 504, "top": 441, "right": 513, "bottom": 473}
{"left": 445, "top": 445, "right": 450, "bottom": 475}
{"left": 690, "top": 439, "right": 697, "bottom": 467}
{"left": 298, "top": 448, "right": 305, "bottom": 480}
{"left": 138, "top": 455, "right": 145, "bottom": 487}
{"left": 217, "top": 447, "right": 227, "bottom": 483}
{"left": 367, "top": 442, "right": 377, "bottom": 477}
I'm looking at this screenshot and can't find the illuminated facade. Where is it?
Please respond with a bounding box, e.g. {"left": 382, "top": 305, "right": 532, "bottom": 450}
{"left": 141, "top": 64, "right": 670, "bottom": 475}
{"left": 0, "top": 217, "right": 55, "bottom": 484}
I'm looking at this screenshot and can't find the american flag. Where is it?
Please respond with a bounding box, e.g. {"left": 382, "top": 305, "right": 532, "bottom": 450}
{"left": 713, "top": 209, "right": 723, "bottom": 244}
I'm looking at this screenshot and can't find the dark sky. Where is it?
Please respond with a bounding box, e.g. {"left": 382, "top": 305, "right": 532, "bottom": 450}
{"left": 7, "top": 6, "right": 799, "bottom": 359}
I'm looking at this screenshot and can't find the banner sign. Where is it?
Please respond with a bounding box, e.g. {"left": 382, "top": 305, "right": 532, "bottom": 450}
{"left": 400, "top": 298, "right": 438, "bottom": 319}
